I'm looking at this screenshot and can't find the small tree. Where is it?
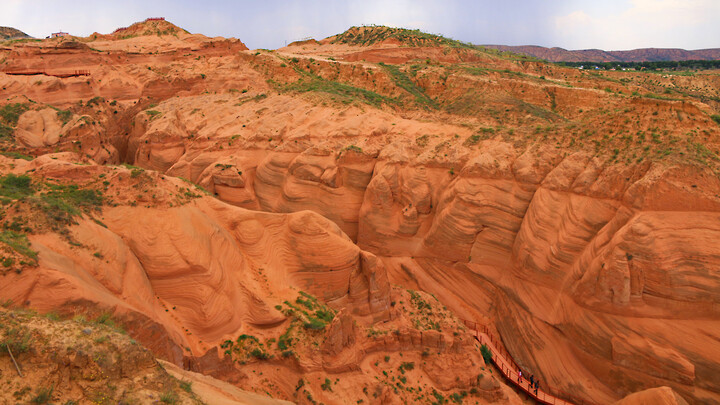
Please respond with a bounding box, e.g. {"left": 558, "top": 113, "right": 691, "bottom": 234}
{"left": 481, "top": 344, "right": 492, "bottom": 365}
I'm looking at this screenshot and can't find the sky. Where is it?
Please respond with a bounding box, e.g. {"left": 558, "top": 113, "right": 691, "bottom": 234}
{"left": 2, "top": 0, "right": 719, "bottom": 51}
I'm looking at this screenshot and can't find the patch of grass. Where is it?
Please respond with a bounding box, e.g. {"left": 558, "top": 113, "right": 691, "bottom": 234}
{"left": 275, "top": 74, "right": 394, "bottom": 108}
{"left": 0, "top": 230, "right": 37, "bottom": 261}
{"left": 0, "top": 174, "right": 34, "bottom": 199}
{"left": 0, "top": 324, "right": 33, "bottom": 353}
{"left": 303, "top": 317, "right": 327, "bottom": 330}
{"left": 179, "top": 381, "right": 192, "bottom": 393}
{"left": 0, "top": 152, "right": 33, "bottom": 161}
{"left": 344, "top": 144, "right": 363, "bottom": 153}
{"left": 94, "top": 312, "right": 123, "bottom": 333}
{"left": 0, "top": 103, "right": 29, "bottom": 126}
{"left": 159, "top": 390, "right": 178, "bottom": 404}
{"left": 30, "top": 183, "right": 103, "bottom": 228}
{"left": 145, "top": 110, "right": 162, "bottom": 120}
{"left": 0, "top": 123, "right": 13, "bottom": 140}
{"left": 56, "top": 109, "right": 72, "bottom": 125}
{"left": 643, "top": 93, "right": 681, "bottom": 102}
{"left": 277, "top": 325, "right": 294, "bottom": 351}
{"left": 416, "top": 134, "right": 430, "bottom": 147}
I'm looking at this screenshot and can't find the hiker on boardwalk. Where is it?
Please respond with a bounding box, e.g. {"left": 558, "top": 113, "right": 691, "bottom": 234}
{"left": 530, "top": 375, "right": 534, "bottom": 387}
{"left": 535, "top": 380, "right": 540, "bottom": 395}
{"left": 518, "top": 370, "right": 522, "bottom": 384}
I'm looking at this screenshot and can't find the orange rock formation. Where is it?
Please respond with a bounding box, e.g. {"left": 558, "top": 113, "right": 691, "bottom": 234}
{"left": 0, "top": 21, "right": 717, "bottom": 404}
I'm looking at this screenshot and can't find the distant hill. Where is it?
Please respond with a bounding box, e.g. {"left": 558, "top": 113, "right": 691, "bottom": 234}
{"left": 483, "top": 45, "right": 720, "bottom": 62}
{"left": 328, "top": 26, "right": 475, "bottom": 48}
{"left": 0, "top": 27, "right": 30, "bottom": 40}
{"left": 110, "top": 18, "right": 188, "bottom": 38}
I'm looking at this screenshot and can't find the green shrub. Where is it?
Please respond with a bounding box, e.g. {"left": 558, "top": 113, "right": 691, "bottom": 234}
{"left": 480, "top": 344, "right": 492, "bottom": 364}
{"left": 321, "top": 378, "right": 332, "bottom": 391}
{"left": 159, "top": 390, "right": 178, "bottom": 404}
{"left": 86, "top": 97, "right": 105, "bottom": 106}
{"left": 179, "top": 381, "right": 192, "bottom": 393}
{"left": 250, "top": 348, "right": 269, "bottom": 360}
{"left": 711, "top": 114, "right": 720, "bottom": 125}
{"left": 450, "top": 391, "right": 465, "bottom": 404}
{"left": 0, "top": 174, "right": 33, "bottom": 199}
{"left": 30, "top": 386, "right": 54, "bottom": 404}
{"left": 0, "top": 325, "right": 33, "bottom": 353}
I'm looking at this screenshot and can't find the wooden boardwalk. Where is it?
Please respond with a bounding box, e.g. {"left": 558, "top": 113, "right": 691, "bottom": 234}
{"left": 461, "top": 319, "right": 599, "bottom": 405}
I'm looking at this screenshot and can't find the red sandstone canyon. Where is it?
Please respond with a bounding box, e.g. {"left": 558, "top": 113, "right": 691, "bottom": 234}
{"left": 0, "top": 20, "right": 719, "bottom": 405}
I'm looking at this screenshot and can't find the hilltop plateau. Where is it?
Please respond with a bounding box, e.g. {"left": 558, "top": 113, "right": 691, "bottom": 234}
{"left": 0, "top": 21, "right": 719, "bottom": 404}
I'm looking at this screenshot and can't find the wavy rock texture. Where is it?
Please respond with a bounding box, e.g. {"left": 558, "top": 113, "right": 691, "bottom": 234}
{"left": 0, "top": 159, "right": 390, "bottom": 365}
{"left": 120, "top": 102, "right": 720, "bottom": 403}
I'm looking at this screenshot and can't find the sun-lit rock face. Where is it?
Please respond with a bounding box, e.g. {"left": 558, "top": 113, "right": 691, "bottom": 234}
{"left": 613, "top": 386, "right": 690, "bottom": 405}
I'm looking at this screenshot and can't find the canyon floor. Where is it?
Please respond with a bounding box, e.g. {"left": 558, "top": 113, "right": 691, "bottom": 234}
{"left": 0, "top": 20, "right": 718, "bottom": 404}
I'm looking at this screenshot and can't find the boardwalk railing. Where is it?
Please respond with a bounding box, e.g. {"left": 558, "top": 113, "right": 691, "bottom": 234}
{"left": 460, "top": 319, "right": 599, "bottom": 405}
{"left": 2, "top": 70, "right": 90, "bottom": 78}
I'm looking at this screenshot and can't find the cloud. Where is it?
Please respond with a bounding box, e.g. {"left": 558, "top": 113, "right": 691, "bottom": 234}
{"left": 554, "top": 0, "right": 720, "bottom": 50}
{"left": 1, "top": 1, "right": 719, "bottom": 50}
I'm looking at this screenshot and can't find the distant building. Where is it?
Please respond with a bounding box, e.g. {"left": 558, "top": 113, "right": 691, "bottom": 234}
{"left": 51, "top": 31, "right": 69, "bottom": 38}
{"left": 145, "top": 17, "right": 165, "bottom": 22}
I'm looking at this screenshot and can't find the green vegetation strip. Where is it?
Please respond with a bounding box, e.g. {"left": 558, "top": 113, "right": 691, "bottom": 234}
{"left": 0, "top": 174, "right": 105, "bottom": 263}
{"left": 380, "top": 63, "right": 437, "bottom": 109}
{"left": 274, "top": 75, "right": 395, "bottom": 107}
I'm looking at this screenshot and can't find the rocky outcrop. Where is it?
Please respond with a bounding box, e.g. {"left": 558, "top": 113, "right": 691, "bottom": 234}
{"left": 613, "top": 386, "right": 690, "bottom": 405}
{"left": 15, "top": 108, "right": 63, "bottom": 147}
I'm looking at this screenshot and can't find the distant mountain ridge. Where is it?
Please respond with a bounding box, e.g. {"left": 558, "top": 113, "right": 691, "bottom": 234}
{"left": 0, "top": 27, "right": 30, "bottom": 40}
{"left": 483, "top": 44, "right": 720, "bottom": 62}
